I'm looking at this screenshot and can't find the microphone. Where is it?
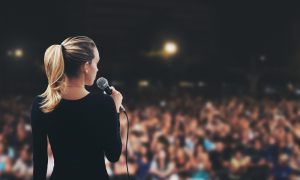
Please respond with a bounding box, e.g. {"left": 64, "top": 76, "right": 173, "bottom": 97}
{"left": 97, "top": 77, "right": 126, "bottom": 112}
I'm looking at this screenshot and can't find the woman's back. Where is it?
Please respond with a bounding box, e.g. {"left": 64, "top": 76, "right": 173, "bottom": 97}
{"left": 31, "top": 92, "right": 122, "bottom": 180}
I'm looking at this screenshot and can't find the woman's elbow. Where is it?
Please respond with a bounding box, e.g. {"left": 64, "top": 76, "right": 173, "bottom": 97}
{"left": 109, "top": 156, "right": 120, "bottom": 163}
{"left": 106, "top": 148, "right": 122, "bottom": 163}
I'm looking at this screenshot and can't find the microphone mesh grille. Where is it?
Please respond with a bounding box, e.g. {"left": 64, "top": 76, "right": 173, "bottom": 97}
{"left": 97, "top": 77, "right": 108, "bottom": 90}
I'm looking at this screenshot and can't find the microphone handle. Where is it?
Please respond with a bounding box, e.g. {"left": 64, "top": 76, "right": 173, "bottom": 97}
{"left": 120, "top": 104, "right": 125, "bottom": 112}
{"left": 104, "top": 86, "right": 126, "bottom": 112}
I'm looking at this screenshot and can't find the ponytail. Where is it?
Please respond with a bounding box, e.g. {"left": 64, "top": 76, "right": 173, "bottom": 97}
{"left": 38, "top": 36, "right": 96, "bottom": 113}
{"left": 38, "top": 44, "right": 66, "bottom": 113}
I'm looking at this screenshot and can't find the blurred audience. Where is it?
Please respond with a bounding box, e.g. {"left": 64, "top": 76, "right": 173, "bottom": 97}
{"left": 3, "top": 89, "right": 300, "bottom": 180}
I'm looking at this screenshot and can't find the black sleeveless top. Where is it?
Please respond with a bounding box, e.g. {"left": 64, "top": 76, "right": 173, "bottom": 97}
{"left": 175, "top": 157, "right": 190, "bottom": 177}
{"left": 30, "top": 92, "right": 122, "bottom": 180}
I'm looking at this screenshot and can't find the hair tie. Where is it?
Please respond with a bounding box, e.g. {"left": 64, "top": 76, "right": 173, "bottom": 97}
{"left": 61, "top": 44, "right": 64, "bottom": 51}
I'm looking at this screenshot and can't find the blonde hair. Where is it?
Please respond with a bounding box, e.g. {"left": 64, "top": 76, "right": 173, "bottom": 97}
{"left": 38, "top": 36, "right": 96, "bottom": 113}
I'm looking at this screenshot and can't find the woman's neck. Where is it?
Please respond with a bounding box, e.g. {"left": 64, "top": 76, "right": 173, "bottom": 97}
{"left": 64, "top": 87, "right": 88, "bottom": 93}
{"left": 62, "top": 88, "right": 89, "bottom": 99}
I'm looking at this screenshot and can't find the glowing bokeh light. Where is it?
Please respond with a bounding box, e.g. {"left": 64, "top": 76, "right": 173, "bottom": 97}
{"left": 15, "top": 49, "right": 23, "bottom": 57}
{"left": 164, "top": 42, "right": 177, "bottom": 54}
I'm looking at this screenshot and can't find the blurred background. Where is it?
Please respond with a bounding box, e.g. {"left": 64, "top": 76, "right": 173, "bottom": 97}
{"left": 1, "top": 0, "right": 300, "bottom": 180}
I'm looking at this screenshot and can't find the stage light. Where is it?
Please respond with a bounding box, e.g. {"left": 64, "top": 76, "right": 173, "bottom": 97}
{"left": 138, "top": 80, "right": 149, "bottom": 87}
{"left": 179, "top": 81, "right": 194, "bottom": 87}
{"left": 160, "top": 100, "right": 166, "bottom": 107}
{"left": 164, "top": 42, "right": 177, "bottom": 54}
{"left": 260, "top": 55, "right": 266, "bottom": 61}
{"left": 198, "top": 81, "right": 205, "bottom": 87}
{"left": 15, "top": 49, "right": 23, "bottom": 57}
{"left": 7, "top": 51, "right": 12, "bottom": 56}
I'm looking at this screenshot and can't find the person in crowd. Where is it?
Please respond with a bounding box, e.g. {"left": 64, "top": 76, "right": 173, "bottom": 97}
{"left": 11, "top": 124, "right": 32, "bottom": 157}
{"left": 173, "top": 147, "right": 191, "bottom": 180}
{"left": 209, "top": 141, "right": 229, "bottom": 180}
{"left": 228, "top": 148, "right": 249, "bottom": 180}
{"left": 149, "top": 147, "right": 177, "bottom": 180}
{"left": 270, "top": 153, "right": 293, "bottom": 180}
{"left": 135, "top": 142, "right": 153, "bottom": 180}
{"left": 151, "top": 128, "right": 170, "bottom": 155}
{"left": 268, "top": 136, "right": 279, "bottom": 165}
{"left": 246, "top": 139, "right": 269, "bottom": 180}
{"left": 279, "top": 140, "right": 292, "bottom": 157}
{"left": 11, "top": 145, "right": 33, "bottom": 180}
{"left": 223, "top": 132, "right": 240, "bottom": 163}
{"left": 0, "top": 140, "right": 12, "bottom": 179}
{"left": 273, "top": 127, "right": 286, "bottom": 143}
{"left": 239, "top": 117, "right": 254, "bottom": 143}
{"left": 289, "top": 145, "right": 300, "bottom": 180}
{"left": 189, "top": 142, "right": 211, "bottom": 180}
{"left": 1, "top": 122, "right": 17, "bottom": 161}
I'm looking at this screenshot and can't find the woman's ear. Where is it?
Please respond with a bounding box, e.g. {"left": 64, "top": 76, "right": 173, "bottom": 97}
{"left": 84, "top": 62, "right": 89, "bottom": 72}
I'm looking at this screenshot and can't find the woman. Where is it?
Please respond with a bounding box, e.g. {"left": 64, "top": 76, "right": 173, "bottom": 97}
{"left": 149, "top": 148, "right": 177, "bottom": 180}
{"left": 189, "top": 143, "right": 211, "bottom": 180}
{"left": 30, "top": 36, "right": 123, "bottom": 180}
{"left": 135, "top": 143, "right": 153, "bottom": 180}
{"left": 174, "top": 147, "right": 191, "bottom": 180}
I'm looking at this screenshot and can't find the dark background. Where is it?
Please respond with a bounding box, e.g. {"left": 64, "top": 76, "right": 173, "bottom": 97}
{"left": 1, "top": 0, "right": 300, "bottom": 96}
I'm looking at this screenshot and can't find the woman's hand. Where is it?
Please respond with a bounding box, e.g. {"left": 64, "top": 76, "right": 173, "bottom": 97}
{"left": 104, "top": 86, "right": 123, "bottom": 113}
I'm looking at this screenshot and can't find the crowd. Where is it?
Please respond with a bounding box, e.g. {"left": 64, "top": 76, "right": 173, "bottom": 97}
{"left": 1, "top": 87, "right": 300, "bottom": 180}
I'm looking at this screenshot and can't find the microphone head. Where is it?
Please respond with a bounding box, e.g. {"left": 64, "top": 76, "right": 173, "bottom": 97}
{"left": 97, "top": 77, "right": 109, "bottom": 90}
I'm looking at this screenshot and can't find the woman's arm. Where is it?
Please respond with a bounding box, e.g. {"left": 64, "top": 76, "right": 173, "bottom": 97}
{"left": 103, "top": 95, "right": 122, "bottom": 163}
{"left": 31, "top": 96, "right": 48, "bottom": 180}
